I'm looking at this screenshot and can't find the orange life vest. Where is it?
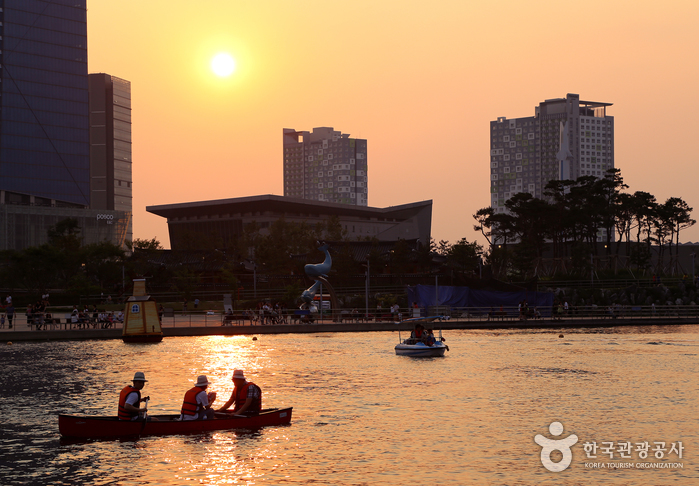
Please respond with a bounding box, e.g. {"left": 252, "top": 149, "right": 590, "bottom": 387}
{"left": 181, "top": 386, "right": 205, "bottom": 416}
{"left": 233, "top": 382, "right": 262, "bottom": 413}
{"left": 118, "top": 386, "right": 140, "bottom": 421}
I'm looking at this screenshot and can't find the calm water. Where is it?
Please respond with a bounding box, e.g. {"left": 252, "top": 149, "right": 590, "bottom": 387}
{"left": 1, "top": 326, "right": 697, "bottom": 485}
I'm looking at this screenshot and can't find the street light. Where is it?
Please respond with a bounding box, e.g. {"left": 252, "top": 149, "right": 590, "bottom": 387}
{"left": 364, "top": 256, "right": 370, "bottom": 320}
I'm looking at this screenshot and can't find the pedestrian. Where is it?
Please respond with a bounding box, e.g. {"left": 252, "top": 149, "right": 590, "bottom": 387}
{"left": 6, "top": 303, "right": 14, "bottom": 328}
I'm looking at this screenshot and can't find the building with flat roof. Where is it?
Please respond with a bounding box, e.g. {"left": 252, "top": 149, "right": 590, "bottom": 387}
{"left": 88, "top": 73, "right": 133, "bottom": 244}
{"left": 147, "top": 195, "right": 431, "bottom": 251}
{"left": 490, "top": 93, "right": 614, "bottom": 211}
{"left": 283, "top": 127, "right": 368, "bottom": 206}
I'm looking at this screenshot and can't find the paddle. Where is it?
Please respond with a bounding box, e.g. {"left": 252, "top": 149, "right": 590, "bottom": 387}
{"left": 141, "top": 397, "right": 149, "bottom": 421}
{"left": 137, "top": 397, "right": 150, "bottom": 436}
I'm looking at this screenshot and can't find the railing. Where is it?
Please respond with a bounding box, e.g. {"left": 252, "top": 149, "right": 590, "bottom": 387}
{"left": 2, "top": 304, "right": 698, "bottom": 333}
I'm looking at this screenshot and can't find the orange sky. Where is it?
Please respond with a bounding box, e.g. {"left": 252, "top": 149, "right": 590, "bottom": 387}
{"left": 87, "top": 0, "right": 699, "bottom": 249}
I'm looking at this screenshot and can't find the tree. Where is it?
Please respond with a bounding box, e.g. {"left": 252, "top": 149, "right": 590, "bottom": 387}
{"left": 473, "top": 207, "right": 494, "bottom": 246}
{"left": 130, "top": 238, "right": 164, "bottom": 251}
{"left": 662, "top": 197, "right": 695, "bottom": 272}
{"left": 447, "top": 238, "right": 483, "bottom": 278}
{"left": 596, "top": 169, "right": 628, "bottom": 256}
{"left": 81, "top": 241, "right": 126, "bottom": 292}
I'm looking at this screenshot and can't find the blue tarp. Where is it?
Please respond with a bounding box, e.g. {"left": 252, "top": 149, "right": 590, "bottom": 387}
{"left": 406, "top": 285, "right": 554, "bottom": 314}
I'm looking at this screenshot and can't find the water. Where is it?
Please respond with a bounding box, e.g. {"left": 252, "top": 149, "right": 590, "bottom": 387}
{"left": 1, "top": 326, "right": 697, "bottom": 485}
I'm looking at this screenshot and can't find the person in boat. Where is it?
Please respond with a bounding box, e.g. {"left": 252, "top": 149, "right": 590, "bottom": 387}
{"left": 118, "top": 371, "right": 151, "bottom": 421}
{"left": 217, "top": 370, "right": 262, "bottom": 416}
{"left": 422, "top": 328, "right": 436, "bottom": 346}
{"left": 180, "top": 375, "right": 216, "bottom": 421}
{"left": 410, "top": 323, "right": 424, "bottom": 341}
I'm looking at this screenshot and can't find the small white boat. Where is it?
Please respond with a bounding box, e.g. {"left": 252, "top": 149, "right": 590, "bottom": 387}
{"left": 395, "top": 339, "right": 448, "bottom": 357}
{"left": 395, "top": 317, "right": 448, "bottom": 357}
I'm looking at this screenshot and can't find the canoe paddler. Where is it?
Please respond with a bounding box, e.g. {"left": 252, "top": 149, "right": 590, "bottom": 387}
{"left": 180, "top": 375, "right": 216, "bottom": 421}
{"left": 217, "top": 369, "right": 262, "bottom": 416}
{"left": 118, "top": 371, "right": 150, "bottom": 421}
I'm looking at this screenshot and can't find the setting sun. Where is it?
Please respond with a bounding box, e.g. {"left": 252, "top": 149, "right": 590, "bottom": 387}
{"left": 211, "top": 52, "right": 236, "bottom": 77}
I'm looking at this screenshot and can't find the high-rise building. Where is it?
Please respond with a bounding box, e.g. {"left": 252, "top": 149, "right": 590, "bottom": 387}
{"left": 0, "top": 0, "right": 90, "bottom": 207}
{"left": 283, "top": 127, "right": 368, "bottom": 206}
{"left": 490, "top": 93, "right": 614, "bottom": 213}
{"left": 89, "top": 73, "right": 133, "bottom": 243}
{"left": 0, "top": 1, "right": 130, "bottom": 250}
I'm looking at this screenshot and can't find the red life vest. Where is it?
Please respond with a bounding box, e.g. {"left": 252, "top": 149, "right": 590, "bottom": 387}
{"left": 233, "top": 382, "right": 262, "bottom": 413}
{"left": 181, "top": 386, "right": 205, "bottom": 416}
{"left": 118, "top": 386, "right": 141, "bottom": 421}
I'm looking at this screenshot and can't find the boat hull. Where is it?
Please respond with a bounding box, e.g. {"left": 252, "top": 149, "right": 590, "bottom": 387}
{"left": 122, "top": 334, "right": 163, "bottom": 343}
{"left": 395, "top": 342, "right": 447, "bottom": 357}
{"left": 58, "top": 407, "right": 292, "bottom": 439}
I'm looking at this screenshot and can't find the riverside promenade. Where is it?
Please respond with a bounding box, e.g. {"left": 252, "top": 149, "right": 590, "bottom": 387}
{"left": 3, "top": 316, "right": 698, "bottom": 342}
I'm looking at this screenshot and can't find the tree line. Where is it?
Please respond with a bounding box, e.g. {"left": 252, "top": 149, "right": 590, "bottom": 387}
{"left": 473, "top": 168, "right": 695, "bottom": 278}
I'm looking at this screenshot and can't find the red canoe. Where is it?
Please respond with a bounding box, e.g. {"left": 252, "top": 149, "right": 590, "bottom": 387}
{"left": 58, "top": 407, "right": 292, "bottom": 439}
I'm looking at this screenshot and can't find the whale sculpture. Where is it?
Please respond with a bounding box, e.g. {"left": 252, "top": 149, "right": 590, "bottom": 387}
{"left": 300, "top": 242, "right": 339, "bottom": 320}
{"left": 303, "top": 243, "right": 332, "bottom": 279}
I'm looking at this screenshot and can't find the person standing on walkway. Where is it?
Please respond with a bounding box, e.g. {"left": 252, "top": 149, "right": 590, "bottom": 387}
{"left": 5, "top": 303, "right": 13, "bottom": 328}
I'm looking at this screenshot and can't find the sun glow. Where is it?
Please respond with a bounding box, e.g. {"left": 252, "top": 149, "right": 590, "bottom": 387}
{"left": 211, "top": 53, "right": 236, "bottom": 77}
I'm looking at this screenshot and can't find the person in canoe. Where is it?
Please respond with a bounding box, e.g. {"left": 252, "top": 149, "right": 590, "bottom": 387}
{"left": 118, "top": 371, "right": 151, "bottom": 421}
{"left": 217, "top": 369, "right": 262, "bottom": 416}
{"left": 180, "top": 375, "right": 216, "bottom": 421}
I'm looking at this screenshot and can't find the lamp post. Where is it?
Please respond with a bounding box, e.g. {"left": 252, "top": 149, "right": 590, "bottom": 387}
{"left": 692, "top": 252, "right": 696, "bottom": 285}
{"left": 364, "top": 257, "right": 370, "bottom": 320}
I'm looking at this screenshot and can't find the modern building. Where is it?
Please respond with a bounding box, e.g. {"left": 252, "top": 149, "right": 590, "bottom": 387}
{"left": 0, "top": 0, "right": 90, "bottom": 207}
{"left": 0, "top": 1, "right": 129, "bottom": 250}
{"left": 147, "top": 195, "right": 432, "bottom": 251}
{"left": 88, "top": 73, "right": 133, "bottom": 243}
{"left": 490, "top": 93, "right": 614, "bottom": 212}
{"left": 283, "top": 127, "right": 368, "bottom": 206}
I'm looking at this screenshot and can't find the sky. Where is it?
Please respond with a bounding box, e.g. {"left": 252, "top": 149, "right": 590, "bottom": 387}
{"left": 86, "top": 0, "right": 699, "bottom": 249}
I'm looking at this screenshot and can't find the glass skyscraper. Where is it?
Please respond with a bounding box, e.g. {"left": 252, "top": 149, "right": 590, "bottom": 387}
{"left": 0, "top": 0, "right": 90, "bottom": 207}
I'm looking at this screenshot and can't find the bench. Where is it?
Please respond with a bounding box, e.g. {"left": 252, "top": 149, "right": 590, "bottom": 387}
{"left": 222, "top": 313, "right": 248, "bottom": 326}
{"left": 290, "top": 310, "right": 314, "bottom": 324}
